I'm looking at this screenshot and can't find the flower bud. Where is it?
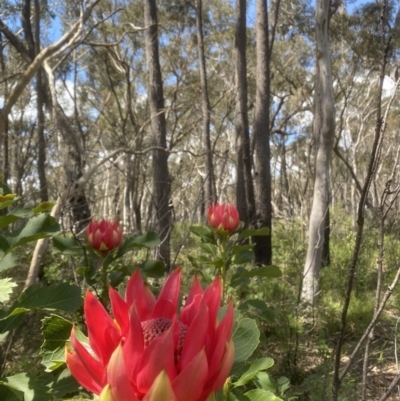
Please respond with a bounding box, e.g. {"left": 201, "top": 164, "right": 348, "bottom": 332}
{"left": 86, "top": 219, "right": 123, "bottom": 254}
{"left": 207, "top": 203, "right": 240, "bottom": 233}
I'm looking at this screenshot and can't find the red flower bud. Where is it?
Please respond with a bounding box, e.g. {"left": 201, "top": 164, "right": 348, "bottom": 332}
{"left": 207, "top": 203, "right": 240, "bottom": 233}
{"left": 86, "top": 219, "right": 123, "bottom": 254}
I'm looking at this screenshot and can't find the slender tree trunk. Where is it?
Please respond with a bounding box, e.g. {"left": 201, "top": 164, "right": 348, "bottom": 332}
{"left": 195, "top": 0, "right": 216, "bottom": 211}
{"left": 34, "top": 0, "right": 48, "bottom": 202}
{"left": 144, "top": 0, "right": 171, "bottom": 271}
{"left": 0, "top": 33, "right": 9, "bottom": 187}
{"left": 123, "top": 154, "right": 134, "bottom": 231}
{"left": 301, "top": 0, "right": 335, "bottom": 305}
{"left": 253, "top": 0, "right": 272, "bottom": 265}
{"left": 235, "top": 0, "right": 256, "bottom": 227}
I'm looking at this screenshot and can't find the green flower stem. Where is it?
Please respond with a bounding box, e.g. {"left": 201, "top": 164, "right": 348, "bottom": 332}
{"left": 100, "top": 259, "right": 110, "bottom": 308}
{"left": 219, "top": 236, "right": 228, "bottom": 305}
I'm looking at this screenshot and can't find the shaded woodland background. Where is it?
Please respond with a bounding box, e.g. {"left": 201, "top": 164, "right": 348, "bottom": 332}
{"left": 3, "top": 0, "right": 400, "bottom": 399}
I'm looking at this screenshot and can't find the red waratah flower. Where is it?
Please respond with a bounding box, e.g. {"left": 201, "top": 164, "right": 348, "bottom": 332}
{"left": 86, "top": 219, "right": 123, "bottom": 254}
{"left": 207, "top": 203, "right": 240, "bottom": 233}
{"left": 66, "top": 268, "right": 234, "bottom": 401}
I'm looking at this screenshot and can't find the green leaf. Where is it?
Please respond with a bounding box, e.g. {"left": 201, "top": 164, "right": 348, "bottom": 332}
{"left": 187, "top": 254, "right": 200, "bottom": 268}
{"left": 141, "top": 260, "right": 166, "bottom": 278}
{"left": 238, "top": 227, "right": 270, "bottom": 240}
{"left": 4, "top": 214, "right": 60, "bottom": 249}
{"left": 230, "top": 267, "right": 251, "bottom": 287}
{"left": 0, "top": 385, "right": 21, "bottom": 401}
{"left": 116, "top": 231, "right": 160, "bottom": 257}
{"left": 190, "top": 225, "right": 215, "bottom": 242}
{"left": 234, "top": 358, "right": 275, "bottom": 387}
{"left": 232, "top": 249, "right": 254, "bottom": 265}
{"left": 244, "top": 389, "right": 283, "bottom": 401}
{"left": 0, "top": 253, "right": 17, "bottom": 273}
{"left": 40, "top": 315, "right": 73, "bottom": 371}
{"left": 33, "top": 202, "right": 54, "bottom": 214}
{"left": 0, "top": 215, "right": 23, "bottom": 230}
{"left": 4, "top": 307, "right": 29, "bottom": 318}
{"left": 232, "top": 244, "right": 254, "bottom": 255}
{"left": 255, "top": 372, "right": 276, "bottom": 393}
{"left": 6, "top": 205, "right": 33, "bottom": 219}
{"left": 232, "top": 318, "right": 260, "bottom": 371}
{"left": 200, "top": 243, "right": 218, "bottom": 256}
{"left": 0, "top": 283, "right": 82, "bottom": 330}
{"left": 238, "top": 299, "right": 275, "bottom": 323}
{"left": 0, "top": 314, "right": 24, "bottom": 334}
{"left": 0, "top": 373, "right": 50, "bottom": 401}
{"left": 48, "top": 369, "right": 80, "bottom": 398}
{"left": 0, "top": 278, "right": 17, "bottom": 303}
{"left": 0, "top": 194, "right": 19, "bottom": 210}
{"left": 16, "top": 283, "right": 82, "bottom": 312}
{"left": 52, "top": 236, "right": 84, "bottom": 256}
{"left": 239, "top": 266, "right": 282, "bottom": 279}
{"left": 277, "top": 376, "right": 290, "bottom": 394}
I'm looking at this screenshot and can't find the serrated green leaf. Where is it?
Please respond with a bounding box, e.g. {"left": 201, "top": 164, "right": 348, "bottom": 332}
{"left": 0, "top": 278, "right": 17, "bottom": 303}
{"left": 244, "top": 389, "right": 283, "bottom": 401}
{"left": 0, "top": 194, "right": 19, "bottom": 210}
{"left": 234, "top": 358, "right": 275, "bottom": 387}
{"left": 40, "top": 315, "right": 73, "bottom": 371}
{"left": 232, "top": 318, "right": 260, "bottom": 371}
{"left": 0, "top": 373, "right": 50, "bottom": 401}
{"left": 238, "top": 227, "right": 270, "bottom": 240}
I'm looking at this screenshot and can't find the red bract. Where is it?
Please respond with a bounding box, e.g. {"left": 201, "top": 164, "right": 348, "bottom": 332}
{"left": 66, "top": 269, "right": 234, "bottom": 401}
{"left": 207, "top": 203, "right": 240, "bottom": 233}
{"left": 86, "top": 219, "right": 123, "bottom": 254}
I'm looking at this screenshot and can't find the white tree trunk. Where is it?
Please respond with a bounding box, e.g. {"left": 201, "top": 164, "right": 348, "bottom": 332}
{"left": 301, "top": 0, "right": 335, "bottom": 305}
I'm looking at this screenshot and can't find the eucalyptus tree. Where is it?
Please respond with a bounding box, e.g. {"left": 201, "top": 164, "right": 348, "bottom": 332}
{"left": 234, "top": 0, "right": 255, "bottom": 227}
{"left": 252, "top": 0, "right": 277, "bottom": 265}
{"left": 144, "top": 0, "right": 172, "bottom": 270}
{"left": 195, "top": 0, "right": 217, "bottom": 214}
{"left": 301, "top": 0, "right": 335, "bottom": 306}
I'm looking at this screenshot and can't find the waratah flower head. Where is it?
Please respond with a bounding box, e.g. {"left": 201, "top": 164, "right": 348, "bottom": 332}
{"left": 207, "top": 203, "right": 240, "bottom": 233}
{"left": 66, "top": 268, "right": 234, "bottom": 401}
{"left": 86, "top": 219, "right": 123, "bottom": 254}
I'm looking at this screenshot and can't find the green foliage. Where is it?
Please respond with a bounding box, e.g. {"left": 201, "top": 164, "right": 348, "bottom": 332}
{"left": 40, "top": 315, "right": 74, "bottom": 372}
{"left": 0, "top": 278, "right": 17, "bottom": 303}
